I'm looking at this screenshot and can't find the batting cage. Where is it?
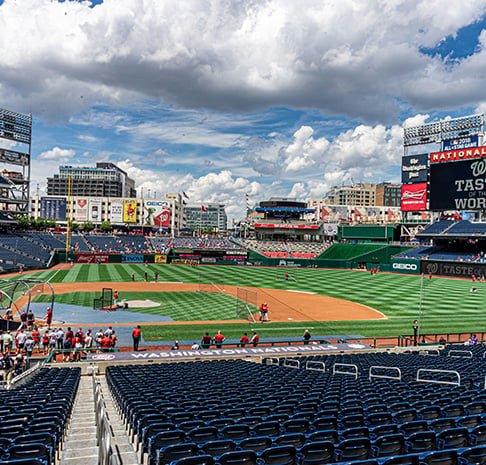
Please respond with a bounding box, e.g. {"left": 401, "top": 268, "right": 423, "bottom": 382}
{"left": 93, "top": 287, "right": 113, "bottom": 310}
{"left": 0, "top": 278, "right": 54, "bottom": 330}
{"left": 198, "top": 269, "right": 225, "bottom": 294}
{"left": 236, "top": 287, "right": 258, "bottom": 322}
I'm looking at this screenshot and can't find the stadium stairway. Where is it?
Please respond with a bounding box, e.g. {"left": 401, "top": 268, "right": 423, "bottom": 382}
{"left": 98, "top": 374, "right": 140, "bottom": 465}
{"left": 60, "top": 375, "right": 139, "bottom": 465}
{"left": 60, "top": 376, "right": 99, "bottom": 465}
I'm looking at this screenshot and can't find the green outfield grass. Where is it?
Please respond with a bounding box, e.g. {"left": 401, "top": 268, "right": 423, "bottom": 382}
{"left": 34, "top": 291, "right": 244, "bottom": 321}
{"left": 22, "top": 263, "right": 486, "bottom": 340}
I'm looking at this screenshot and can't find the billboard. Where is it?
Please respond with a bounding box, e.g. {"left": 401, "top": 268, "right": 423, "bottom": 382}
{"left": 429, "top": 158, "right": 486, "bottom": 210}
{"left": 443, "top": 135, "right": 478, "bottom": 151}
{"left": 40, "top": 197, "right": 67, "bottom": 221}
{"left": 89, "top": 199, "right": 102, "bottom": 222}
{"left": 110, "top": 199, "right": 123, "bottom": 223}
{"left": 401, "top": 183, "right": 427, "bottom": 211}
{"left": 143, "top": 200, "right": 170, "bottom": 227}
{"left": 123, "top": 199, "right": 137, "bottom": 223}
{"left": 401, "top": 153, "right": 428, "bottom": 184}
{"left": 430, "top": 146, "right": 486, "bottom": 164}
{"left": 74, "top": 198, "right": 88, "bottom": 222}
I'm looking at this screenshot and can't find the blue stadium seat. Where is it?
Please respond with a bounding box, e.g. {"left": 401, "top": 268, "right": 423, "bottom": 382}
{"left": 298, "top": 441, "right": 334, "bottom": 465}
{"left": 217, "top": 450, "right": 259, "bottom": 465}
{"left": 459, "top": 445, "right": 486, "bottom": 464}
{"left": 259, "top": 445, "right": 297, "bottom": 465}
{"left": 420, "top": 449, "right": 459, "bottom": 465}
{"left": 372, "top": 434, "right": 406, "bottom": 458}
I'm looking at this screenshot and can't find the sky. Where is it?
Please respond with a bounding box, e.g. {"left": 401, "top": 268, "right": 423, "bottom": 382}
{"left": 2, "top": 0, "right": 486, "bottom": 223}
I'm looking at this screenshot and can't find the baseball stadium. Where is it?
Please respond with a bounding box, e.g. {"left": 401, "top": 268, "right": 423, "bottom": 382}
{"left": 2, "top": 112, "right": 486, "bottom": 465}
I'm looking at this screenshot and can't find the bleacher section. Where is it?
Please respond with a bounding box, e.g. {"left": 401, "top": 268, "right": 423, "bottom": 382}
{"left": 0, "top": 366, "right": 80, "bottom": 464}
{"left": 243, "top": 239, "right": 329, "bottom": 258}
{"left": 0, "top": 233, "right": 53, "bottom": 270}
{"left": 105, "top": 351, "right": 486, "bottom": 465}
{"left": 417, "top": 220, "right": 455, "bottom": 236}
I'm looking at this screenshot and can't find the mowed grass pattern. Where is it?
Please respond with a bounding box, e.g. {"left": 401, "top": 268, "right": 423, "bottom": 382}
{"left": 34, "top": 291, "right": 241, "bottom": 321}
{"left": 25, "top": 263, "right": 486, "bottom": 338}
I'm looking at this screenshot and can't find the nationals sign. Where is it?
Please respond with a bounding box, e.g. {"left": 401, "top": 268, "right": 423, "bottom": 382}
{"left": 400, "top": 183, "right": 427, "bottom": 211}
{"left": 429, "top": 158, "right": 486, "bottom": 210}
{"left": 430, "top": 146, "right": 486, "bottom": 164}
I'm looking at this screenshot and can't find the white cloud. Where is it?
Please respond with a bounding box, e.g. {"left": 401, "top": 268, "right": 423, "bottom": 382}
{"left": 38, "top": 147, "right": 76, "bottom": 161}
{"left": 1, "top": 0, "right": 486, "bottom": 121}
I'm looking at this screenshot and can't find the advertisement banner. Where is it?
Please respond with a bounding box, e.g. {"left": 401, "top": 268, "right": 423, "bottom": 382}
{"left": 422, "top": 260, "right": 486, "bottom": 279}
{"left": 121, "top": 254, "right": 144, "bottom": 263}
{"left": 75, "top": 198, "right": 88, "bottom": 222}
{"left": 88, "top": 198, "right": 102, "bottom": 222}
{"left": 401, "top": 153, "right": 428, "bottom": 184}
{"left": 430, "top": 146, "right": 486, "bottom": 164}
{"left": 76, "top": 254, "right": 109, "bottom": 264}
{"left": 390, "top": 259, "right": 421, "bottom": 274}
{"left": 443, "top": 135, "right": 478, "bottom": 151}
{"left": 143, "top": 200, "right": 170, "bottom": 227}
{"left": 254, "top": 223, "right": 320, "bottom": 229}
{"left": 110, "top": 199, "right": 123, "bottom": 224}
{"left": 429, "top": 158, "right": 486, "bottom": 210}
{"left": 154, "top": 254, "right": 167, "bottom": 264}
{"left": 123, "top": 199, "right": 137, "bottom": 223}
{"left": 400, "top": 183, "right": 427, "bottom": 211}
{"left": 40, "top": 197, "right": 67, "bottom": 221}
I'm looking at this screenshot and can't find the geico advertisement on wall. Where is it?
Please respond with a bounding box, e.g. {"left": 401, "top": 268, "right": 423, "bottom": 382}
{"left": 391, "top": 260, "right": 420, "bottom": 274}
{"left": 143, "top": 200, "right": 170, "bottom": 226}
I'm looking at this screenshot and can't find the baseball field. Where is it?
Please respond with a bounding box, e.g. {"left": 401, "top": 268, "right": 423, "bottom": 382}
{"left": 17, "top": 262, "right": 486, "bottom": 342}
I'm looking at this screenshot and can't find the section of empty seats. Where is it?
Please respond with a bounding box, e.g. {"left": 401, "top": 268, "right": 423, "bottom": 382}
{"left": 0, "top": 367, "right": 80, "bottom": 465}
{"left": 105, "top": 356, "right": 486, "bottom": 465}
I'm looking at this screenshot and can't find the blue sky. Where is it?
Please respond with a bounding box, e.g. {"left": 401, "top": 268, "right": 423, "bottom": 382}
{"left": 2, "top": 0, "right": 486, "bottom": 221}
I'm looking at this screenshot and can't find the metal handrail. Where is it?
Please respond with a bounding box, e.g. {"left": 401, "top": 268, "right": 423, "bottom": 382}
{"left": 369, "top": 365, "right": 402, "bottom": 381}
{"left": 305, "top": 361, "right": 326, "bottom": 372}
{"left": 416, "top": 369, "right": 461, "bottom": 386}
{"left": 333, "top": 363, "right": 358, "bottom": 379}
{"left": 284, "top": 359, "right": 300, "bottom": 369}
{"left": 448, "top": 350, "right": 473, "bottom": 358}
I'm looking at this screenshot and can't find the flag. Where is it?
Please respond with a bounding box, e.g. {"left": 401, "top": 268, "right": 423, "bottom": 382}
{"left": 201, "top": 205, "right": 207, "bottom": 212}
{"left": 183, "top": 191, "right": 189, "bottom": 199}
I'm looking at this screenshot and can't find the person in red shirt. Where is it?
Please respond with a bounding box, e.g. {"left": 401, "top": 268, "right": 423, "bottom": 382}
{"left": 250, "top": 332, "right": 259, "bottom": 347}
{"left": 32, "top": 329, "right": 41, "bottom": 352}
{"left": 45, "top": 307, "right": 53, "bottom": 329}
{"left": 101, "top": 335, "right": 113, "bottom": 353}
{"left": 213, "top": 331, "right": 225, "bottom": 348}
{"left": 240, "top": 333, "right": 249, "bottom": 347}
{"left": 132, "top": 325, "right": 142, "bottom": 351}
{"left": 42, "top": 332, "right": 49, "bottom": 355}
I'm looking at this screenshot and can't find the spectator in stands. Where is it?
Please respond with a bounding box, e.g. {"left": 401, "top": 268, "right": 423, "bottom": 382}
{"left": 110, "top": 330, "right": 117, "bottom": 350}
{"left": 16, "top": 329, "right": 27, "bottom": 353}
{"left": 201, "top": 332, "right": 212, "bottom": 349}
{"left": 213, "top": 331, "right": 225, "bottom": 348}
{"left": 1, "top": 352, "right": 13, "bottom": 387}
{"left": 24, "top": 335, "right": 34, "bottom": 358}
{"left": 250, "top": 332, "right": 259, "bottom": 347}
{"left": 63, "top": 335, "right": 73, "bottom": 362}
{"left": 171, "top": 341, "right": 179, "bottom": 350}
{"left": 468, "top": 334, "right": 478, "bottom": 345}
{"left": 95, "top": 328, "right": 104, "bottom": 349}
{"left": 3, "top": 332, "right": 12, "bottom": 354}
{"left": 55, "top": 327, "right": 64, "bottom": 349}
{"left": 191, "top": 342, "right": 200, "bottom": 350}
{"left": 240, "top": 333, "right": 249, "bottom": 347}
{"left": 303, "top": 329, "right": 311, "bottom": 345}
{"left": 48, "top": 329, "right": 57, "bottom": 352}
{"left": 439, "top": 336, "right": 447, "bottom": 345}
{"left": 32, "top": 327, "right": 40, "bottom": 352}
{"left": 14, "top": 352, "right": 24, "bottom": 376}
{"left": 85, "top": 329, "right": 93, "bottom": 350}
{"left": 27, "top": 310, "right": 35, "bottom": 330}
{"left": 105, "top": 326, "right": 113, "bottom": 338}
{"left": 19, "top": 311, "right": 27, "bottom": 330}
{"left": 100, "top": 334, "right": 112, "bottom": 353}
{"left": 42, "top": 331, "right": 49, "bottom": 355}
{"left": 132, "top": 325, "right": 142, "bottom": 351}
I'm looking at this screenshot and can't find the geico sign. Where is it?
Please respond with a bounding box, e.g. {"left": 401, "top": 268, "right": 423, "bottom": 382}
{"left": 146, "top": 201, "right": 169, "bottom": 207}
{"left": 392, "top": 263, "right": 418, "bottom": 271}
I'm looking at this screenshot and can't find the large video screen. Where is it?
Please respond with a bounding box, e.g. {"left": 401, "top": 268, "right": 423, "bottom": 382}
{"left": 429, "top": 158, "right": 486, "bottom": 210}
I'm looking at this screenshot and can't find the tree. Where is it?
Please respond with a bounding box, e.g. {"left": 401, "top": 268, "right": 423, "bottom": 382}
{"left": 100, "top": 220, "right": 112, "bottom": 232}
{"left": 81, "top": 221, "right": 94, "bottom": 232}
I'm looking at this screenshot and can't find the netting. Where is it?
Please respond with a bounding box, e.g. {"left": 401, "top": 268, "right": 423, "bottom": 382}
{"left": 93, "top": 287, "right": 113, "bottom": 310}
{"left": 199, "top": 270, "right": 225, "bottom": 294}
{"left": 236, "top": 287, "right": 258, "bottom": 322}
